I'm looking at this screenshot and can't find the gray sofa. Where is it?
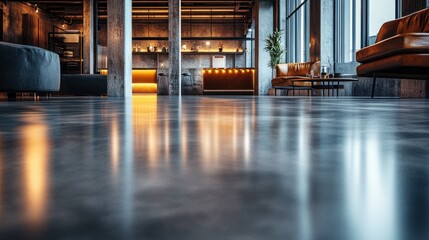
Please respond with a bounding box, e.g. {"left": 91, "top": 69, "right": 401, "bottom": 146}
{"left": 0, "top": 41, "right": 61, "bottom": 94}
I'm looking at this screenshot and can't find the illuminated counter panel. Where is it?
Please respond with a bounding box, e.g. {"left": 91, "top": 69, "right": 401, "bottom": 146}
{"left": 99, "top": 69, "right": 158, "bottom": 93}
{"left": 203, "top": 68, "right": 255, "bottom": 95}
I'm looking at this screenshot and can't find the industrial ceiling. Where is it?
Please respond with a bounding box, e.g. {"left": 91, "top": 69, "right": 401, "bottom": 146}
{"left": 21, "top": 0, "right": 255, "bottom": 24}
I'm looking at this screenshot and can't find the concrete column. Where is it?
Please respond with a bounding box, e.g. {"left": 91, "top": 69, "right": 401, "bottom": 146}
{"left": 107, "top": 0, "right": 132, "bottom": 97}
{"left": 256, "top": 0, "right": 274, "bottom": 95}
{"left": 83, "top": 0, "right": 94, "bottom": 74}
{"left": 168, "top": 0, "right": 181, "bottom": 95}
{"left": 320, "top": 0, "right": 334, "bottom": 66}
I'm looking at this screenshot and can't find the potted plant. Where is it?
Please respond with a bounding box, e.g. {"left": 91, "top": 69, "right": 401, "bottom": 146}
{"left": 264, "top": 29, "right": 286, "bottom": 78}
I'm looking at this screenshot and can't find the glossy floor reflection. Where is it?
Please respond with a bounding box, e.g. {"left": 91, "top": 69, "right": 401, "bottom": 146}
{"left": 0, "top": 95, "right": 429, "bottom": 239}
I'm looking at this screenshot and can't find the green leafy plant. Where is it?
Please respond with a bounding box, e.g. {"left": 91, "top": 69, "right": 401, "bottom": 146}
{"left": 264, "top": 29, "right": 286, "bottom": 70}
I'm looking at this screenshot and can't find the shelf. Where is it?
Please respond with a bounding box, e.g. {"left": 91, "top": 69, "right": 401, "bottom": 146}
{"left": 60, "top": 59, "right": 83, "bottom": 62}
{"left": 183, "top": 51, "right": 244, "bottom": 55}
{"left": 48, "top": 31, "right": 83, "bottom": 74}
{"left": 132, "top": 37, "right": 254, "bottom": 41}
{"left": 132, "top": 51, "right": 244, "bottom": 56}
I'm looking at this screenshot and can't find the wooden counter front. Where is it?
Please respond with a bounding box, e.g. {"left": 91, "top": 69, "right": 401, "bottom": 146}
{"left": 203, "top": 68, "right": 255, "bottom": 95}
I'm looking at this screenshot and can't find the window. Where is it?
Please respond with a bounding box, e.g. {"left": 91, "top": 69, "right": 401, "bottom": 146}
{"left": 286, "top": 0, "right": 310, "bottom": 63}
{"left": 368, "top": 0, "right": 396, "bottom": 44}
{"left": 336, "top": 0, "right": 398, "bottom": 63}
{"left": 335, "top": 0, "right": 361, "bottom": 63}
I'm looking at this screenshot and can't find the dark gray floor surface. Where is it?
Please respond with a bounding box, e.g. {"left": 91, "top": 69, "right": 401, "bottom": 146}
{"left": 0, "top": 96, "right": 428, "bottom": 240}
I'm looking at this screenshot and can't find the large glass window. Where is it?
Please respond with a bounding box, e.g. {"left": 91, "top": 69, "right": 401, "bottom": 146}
{"left": 286, "top": 0, "right": 310, "bottom": 63}
{"left": 368, "top": 0, "right": 396, "bottom": 44}
{"left": 335, "top": 0, "right": 361, "bottom": 63}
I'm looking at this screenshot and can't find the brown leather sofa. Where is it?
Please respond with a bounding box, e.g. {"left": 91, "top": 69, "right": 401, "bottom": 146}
{"left": 356, "top": 8, "right": 429, "bottom": 97}
{"left": 272, "top": 61, "right": 320, "bottom": 87}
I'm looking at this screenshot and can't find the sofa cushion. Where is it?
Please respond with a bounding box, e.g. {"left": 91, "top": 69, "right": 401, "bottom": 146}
{"left": 272, "top": 76, "right": 309, "bottom": 85}
{"left": 357, "top": 53, "right": 429, "bottom": 77}
{"left": 272, "top": 76, "right": 312, "bottom": 87}
{"left": 357, "top": 33, "right": 429, "bottom": 63}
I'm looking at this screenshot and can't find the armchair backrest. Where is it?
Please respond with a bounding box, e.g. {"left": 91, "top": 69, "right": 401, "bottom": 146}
{"left": 276, "top": 61, "right": 320, "bottom": 77}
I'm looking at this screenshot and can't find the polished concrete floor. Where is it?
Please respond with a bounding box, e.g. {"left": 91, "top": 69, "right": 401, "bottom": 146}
{"left": 0, "top": 95, "right": 428, "bottom": 240}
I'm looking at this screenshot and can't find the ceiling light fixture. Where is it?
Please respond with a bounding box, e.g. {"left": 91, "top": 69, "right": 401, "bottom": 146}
{"left": 34, "top": 4, "right": 39, "bottom": 13}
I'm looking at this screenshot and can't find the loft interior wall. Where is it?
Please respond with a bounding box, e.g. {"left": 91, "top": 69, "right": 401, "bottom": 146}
{"left": 402, "top": 0, "right": 427, "bottom": 15}
{"left": 400, "top": 0, "right": 429, "bottom": 98}
{"left": 96, "top": 21, "right": 247, "bottom": 69}
{"left": 0, "top": 2, "right": 67, "bottom": 48}
{"left": 0, "top": 8, "right": 3, "bottom": 41}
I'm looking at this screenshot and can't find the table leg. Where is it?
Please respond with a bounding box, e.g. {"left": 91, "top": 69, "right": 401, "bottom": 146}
{"left": 371, "top": 75, "right": 377, "bottom": 98}
{"left": 337, "top": 81, "right": 340, "bottom": 97}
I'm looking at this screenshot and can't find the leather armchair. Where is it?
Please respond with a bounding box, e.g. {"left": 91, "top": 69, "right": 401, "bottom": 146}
{"left": 272, "top": 61, "right": 320, "bottom": 87}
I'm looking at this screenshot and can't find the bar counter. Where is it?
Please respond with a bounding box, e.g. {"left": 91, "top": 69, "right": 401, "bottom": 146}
{"left": 99, "top": 68, "right": 255, "bottom": 95}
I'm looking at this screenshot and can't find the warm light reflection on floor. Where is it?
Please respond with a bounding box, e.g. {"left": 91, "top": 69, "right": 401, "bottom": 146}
{"left": 196, "top": 98, "right": 253, "bottom": 171}
{"left": 132, "top": 94, "right": 160, "bottom": 168}
{"left": 20, "top": 113, "right": 50, "bottom": 230}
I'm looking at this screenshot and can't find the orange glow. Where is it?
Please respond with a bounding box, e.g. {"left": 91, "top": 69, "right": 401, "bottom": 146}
{"left": 99, "top": 69, "right": 158, "bottom": 93}
{"left": 132, "top": 70, "right": 157, "bottom": 93}
{"left": 208, "top": 70, "right": 212, "bottom": 73}
{"left": 228, "top": 69, "right": 232, "bottom": 73}
{"left": 235, "top": 70, "right": 239, "bottom": 73}
{"left": 215, "top": 70, "right": 219, "bottom": 74}
{"left": 202, "top": 70, "right": 206, "bottom": 74}
{"left": 21, "top": 114, "right": 49, "bottom": 229}
{"left": 133, "top": 83, "right": 158, "bottom": 93}
{"left": 222, "top": 70, "right": 226, "bottom": 74}
{"left": 132, "top": 69, "right": 157, "bottom": 84}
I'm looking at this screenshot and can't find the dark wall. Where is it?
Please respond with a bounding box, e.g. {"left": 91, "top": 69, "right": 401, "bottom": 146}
{"left": 309, "top": 0, "right": 321, "bottom": 62}
{"left": 0, "top": 8, "right": 3, "bottom": 41}
{"left": 0, "top": 2, "right": 67, "bottom": 48}
{"left": 402, "top": 0, "right": 427, "bottom": 15}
